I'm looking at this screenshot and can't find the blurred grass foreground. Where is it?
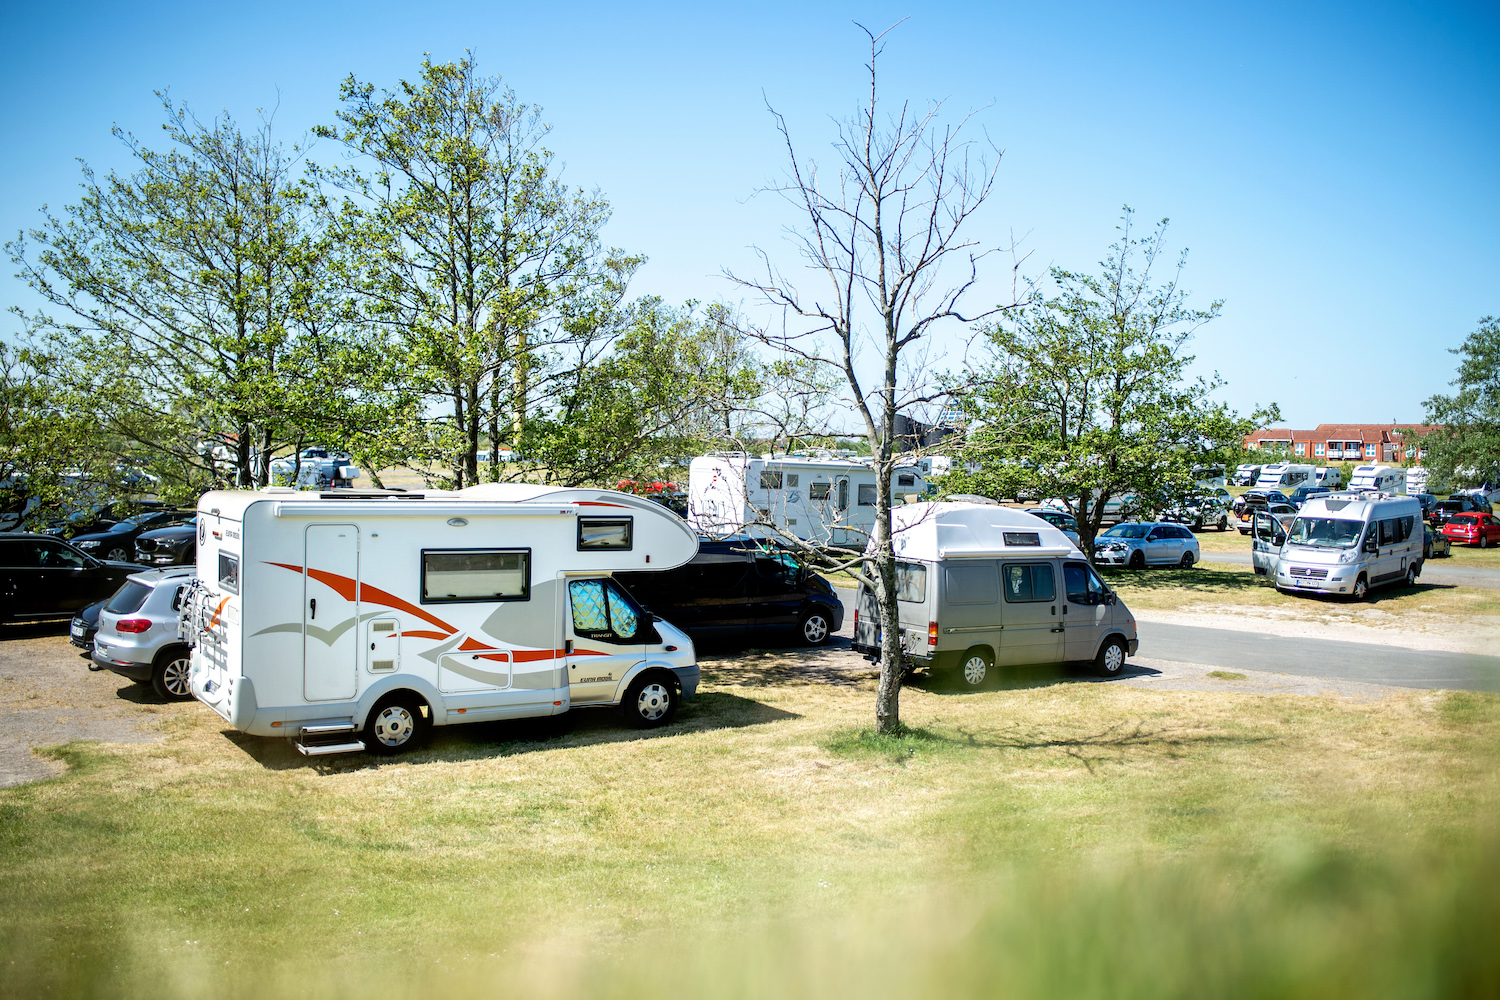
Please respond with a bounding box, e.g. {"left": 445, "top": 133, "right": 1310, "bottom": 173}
{"left": 1, "top": 666, "right": 1497, "bottom": 999}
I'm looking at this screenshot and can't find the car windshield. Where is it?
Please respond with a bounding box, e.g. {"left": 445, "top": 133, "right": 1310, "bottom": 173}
{"left": 1287, "top": 517, "right": 1363, "bottom": 548}
{"left": 1102, "top": 524, "right": 1150, "bottom": 539}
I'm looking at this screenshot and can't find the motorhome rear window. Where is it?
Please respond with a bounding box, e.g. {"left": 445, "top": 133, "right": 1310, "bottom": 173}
{"left": 945, "top": 564, "right": 998, "bottom": 604}
{"left": 422, "top": 549, "right": 529, "bottom": 603}
{"left": 1002, "top": 563, "right": 1056, "bottom": 603}
{"left": 897, "top": 562, "right": 927, "bottom": 603}
{"left": 809, "top": 482, "right": 831, "bottom": 501}
{"left": 578, "top": 517, "right": 632, "bottom": 551}
{"left": 218, "top": 553, "right": 239, "bottom": 594}
{"left": 760, "top": 471, "right": 783, "bottom": 490}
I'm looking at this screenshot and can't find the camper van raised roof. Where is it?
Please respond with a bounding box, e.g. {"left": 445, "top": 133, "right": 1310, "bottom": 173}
{"left": 888, "top": 502, "right": 1084, "bottom": 561}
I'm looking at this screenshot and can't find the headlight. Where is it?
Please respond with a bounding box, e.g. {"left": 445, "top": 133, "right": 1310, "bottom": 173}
{"left": 76, "top": 540, "right": 100, "bottom": 549}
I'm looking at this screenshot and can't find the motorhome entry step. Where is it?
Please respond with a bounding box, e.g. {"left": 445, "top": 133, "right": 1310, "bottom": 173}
{"left": 293, "top": 723, "right": 366, "bottom": 756}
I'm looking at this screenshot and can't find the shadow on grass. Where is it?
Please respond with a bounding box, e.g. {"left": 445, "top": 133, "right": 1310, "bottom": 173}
{"left": 905, "top": 659, "right": 1161, "bottom": 696}
{"left": 1099, "top": 565, "right": 1268, "bottom": 595}
{"left": 700, "top": 639, "right": 874, "bottom": 690}
{"left": 219, "top": 689, "right": 801, "bottom": 774}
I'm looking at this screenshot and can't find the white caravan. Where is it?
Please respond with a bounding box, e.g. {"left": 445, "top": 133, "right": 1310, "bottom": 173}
{"left": 180, "top": 484, "right": 702, "bottom": 756}
{"left": 1254, "top": 462, "right": 1317, "bottom": 490}
{"left": 1252, "top": 492, "right": 1424, "bottom": 599}
{"left": 688, "top": 454, "right": 927, "bottom": 548}
{"left": 1349, "top": 465, "right": 1406, "bottom": 493}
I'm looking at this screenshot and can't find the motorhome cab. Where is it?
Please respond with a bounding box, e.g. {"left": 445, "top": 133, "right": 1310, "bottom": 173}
{"left": 1255, "top": 462, "right": 1317, "bottom": 490}
{"left": 688, "top": 454, "right": 926, "bottom": 547}
{"left": 1257, "top": 493, "right": 1424, "bottom": 599}
{"left": 851, "top": 503, "right": 1138, "bottom": 688}
{"left": 180, "top": 485, "right": 702, "bottom": 756}
{"left": 1349, "top": 465, "right": 1406, "bottom": 494}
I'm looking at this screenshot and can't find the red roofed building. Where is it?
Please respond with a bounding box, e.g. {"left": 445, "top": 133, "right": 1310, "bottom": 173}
{"left": 1242, "top": 423, "right": 1439, "bottom": 464}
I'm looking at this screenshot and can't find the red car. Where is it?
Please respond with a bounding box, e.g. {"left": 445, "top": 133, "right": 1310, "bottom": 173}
{"left": 1441, "top": 512, "right": 1500, "bottom": 548}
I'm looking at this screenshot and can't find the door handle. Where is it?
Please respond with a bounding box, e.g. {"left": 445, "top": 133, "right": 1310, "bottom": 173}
{"left": 564, "top": 639, "right": 573, "bottom": 654}
{"left": 309, "top": 598, "right": 316, "bottom": 619}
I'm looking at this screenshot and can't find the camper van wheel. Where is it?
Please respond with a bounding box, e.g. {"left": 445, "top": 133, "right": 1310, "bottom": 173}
{"left": 1405, "top": 565, "right": 1418, "bottom": 588}
{"left": 799, "top": 612, "right": 831, "bottom": 646}
{"left": 622, "top": 672, "right": 678, "bottom": 728}
{"left": 151, "top": 647, "right": 194, "bottom": 701}
{"left": 1351, "top": 575, "right": 1369, "bottom": 601}
{"left": 958, "top": 648, "right": 992, "bottom": 690}
{"left": 365, "top": 694, "right": 431, "bottom": 755}
{"left": 1093, "top": 637, "right": 1127, "bottom": 678}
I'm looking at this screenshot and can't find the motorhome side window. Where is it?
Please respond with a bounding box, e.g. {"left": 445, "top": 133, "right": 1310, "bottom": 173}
{"left": 568, "top": 579, "right": 647, "bottom": 643}
{"left": 760, "top": 471, "right": 783, "bottom": 490}
{"left": 1002, "top": 563, "right": 1056, "bottom": 603}
{"left": 578, "top": 517, "right": 632, "bottom": 551}
{"left": 897, "top": 474, "right": 915, "bottom": 487}
{"left": 857, "top": 484, "right": 877, "bottom": 506}
{"left": 945, "top": 564, "right": 999, "bottom": 604}
{"left": 218, "top": 553, "right": 239, "bottom": 594}
{"left": 809, "top": 482, "right": 831, "bottom": 501}
{"left": 422, "top": 549, "right": 529, "bottom": 603}
{"left": 896, "top": 562, "right": 927, "bottom": 603}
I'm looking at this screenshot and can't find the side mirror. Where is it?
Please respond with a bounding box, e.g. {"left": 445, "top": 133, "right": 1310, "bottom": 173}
{"left": 1104, "top": 591, "right": 1118, "bottom": 606}
{"left": 1363, "top": 538, "right": 1378, "bottom": 554}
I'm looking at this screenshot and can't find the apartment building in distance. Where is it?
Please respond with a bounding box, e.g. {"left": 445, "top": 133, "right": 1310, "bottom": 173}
{"left": 1242, "top": 423, "right": 1439, "bottom": 464}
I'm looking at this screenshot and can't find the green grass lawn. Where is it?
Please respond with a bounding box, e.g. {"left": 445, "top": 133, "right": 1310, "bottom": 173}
{"left": 2, "top": 654, "right": 1498, "bottom": 998}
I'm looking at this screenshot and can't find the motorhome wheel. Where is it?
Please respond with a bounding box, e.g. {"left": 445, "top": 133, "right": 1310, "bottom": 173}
{"left": 799, "top": 611, "right": 831, "bottom": 646}
{"left": 365, "top": 695, "right": 431, "bottom": 755}
{"left": 1405, "top": 565, "right": 1418, "bottom": 588}
{"left": 1351, "top": 576, "right": 1369, "bottom": 601}
{"left": 1179, "top": 551, "right": 1195, "bottom": 569}
{"left": 1093, "top": 637, "right": 1126, "bottom": 678}
{"left": 623, "top": 673, "right": 677, "bottom": 728}
{"left": 151, "top": 647, "right": 193, "bottom": 701}
{"left": 958, "top": 647, "right": 991, "bottom": 689}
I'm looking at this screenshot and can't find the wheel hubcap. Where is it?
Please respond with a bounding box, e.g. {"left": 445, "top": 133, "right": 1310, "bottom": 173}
{"left": 107, "top": 548, "right": 128, "bottom": 561}
{"left": 163, "top": 657, "right": 191, "bottom": 696}
{"left": 1103, "top": 644, "right": 1124, "bottom": 673}
{"left": 962, "top": 656, "right": 987, "bottom": 686}
{"left": 373, "top": 706, "right": 414, "bottom": 746}
{"left": 803, "top": 616, "right": 828, "bottom": 643}
{"left": 636, "top": 683, "right": 671, "bottom": 721}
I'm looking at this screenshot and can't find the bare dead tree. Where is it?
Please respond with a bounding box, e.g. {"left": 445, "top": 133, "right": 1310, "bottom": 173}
{"left": 726, "top": 21, "right": 1023, "bottom": 733}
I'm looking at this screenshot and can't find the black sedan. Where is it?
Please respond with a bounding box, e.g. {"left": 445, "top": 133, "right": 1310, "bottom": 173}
{"left": 134, "top": 517, "right": 198, "bottom": 566}
{"left": 68, "top": 509, "right": 195, "bottom": 563}
{"left": 70, "top": 599, "right": 105, "bottom": 652}
{"left": 0, "top": 534, "right": 144, "bottom": 623}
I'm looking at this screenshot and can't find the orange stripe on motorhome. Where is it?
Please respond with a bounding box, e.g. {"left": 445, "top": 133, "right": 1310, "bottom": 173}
{"left": 209, "top": 596, "right": 231, "bottom": 629}
{"left": 457, "top": 637, "right": 490, "bottom": 651}
{"left": 401, "top": 630, "right": 449, "bottom": 640}
{"left": 265, "top": 562, "right": 457, "bottom": 636}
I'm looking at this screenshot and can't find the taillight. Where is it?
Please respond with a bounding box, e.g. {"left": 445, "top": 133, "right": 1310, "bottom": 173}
{"left": 853, "top": 608, "right": 859, "bottom": 627}
{"left": 928, "top": 621, "right": 939, "bottom": 647}
{"left": 115, "top": 618, "right": 151, "bottom": 634}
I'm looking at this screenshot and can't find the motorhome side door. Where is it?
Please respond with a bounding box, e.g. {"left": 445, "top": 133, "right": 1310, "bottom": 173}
{"left": 304, "top": 523, "right": 359, "bottom": 701}
{"left": 562, "top": 576, "right": 649, "bottom": 705}
{"left": 996, "top": 561, "right": 1064, "bottom": 666}
{"left": 1251, "top": 511, "right": 1284, "bottom": 577}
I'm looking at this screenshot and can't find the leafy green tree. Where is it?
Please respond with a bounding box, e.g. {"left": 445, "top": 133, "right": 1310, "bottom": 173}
{"left": 1416, "top": 316, "right": 1500, "bottom": 486}
{"left": 314, "top": 55, "right": 640, "bottom": 489}
{"left": 946, "top": 209, "right": 1277, "bottom": 562}
{"left": 8, "top": 96, "right": 408, "bottom": 496}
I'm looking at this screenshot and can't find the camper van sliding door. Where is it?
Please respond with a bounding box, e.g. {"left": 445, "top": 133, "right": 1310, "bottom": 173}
{"left": 304, "top": 524, "right": 359, "bottom": 702}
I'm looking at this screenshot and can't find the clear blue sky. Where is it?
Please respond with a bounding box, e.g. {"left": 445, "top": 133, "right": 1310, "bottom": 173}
{"left": 3, "top": 1, "right": 1495, "bottom": 431}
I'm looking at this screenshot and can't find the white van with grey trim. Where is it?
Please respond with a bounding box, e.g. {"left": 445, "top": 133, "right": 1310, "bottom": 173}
{"left": 1257, "top": 493, "right": 1423, "bottom": 599}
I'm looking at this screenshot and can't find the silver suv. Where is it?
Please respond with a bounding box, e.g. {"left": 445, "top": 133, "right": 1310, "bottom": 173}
{"left": 90, "top": 566, "right": 196, "bottom": 700}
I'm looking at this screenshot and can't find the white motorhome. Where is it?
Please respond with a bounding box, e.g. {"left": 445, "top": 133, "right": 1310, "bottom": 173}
{"left": 851, "top": 503, "right": 1138, "bottom": 687}
{"left": 896, "top": 455, "right": 954, "bottom": 478}
{"left": 1254, "top": 462, "right": 1317, "bottom": 490}
{"left": 180, "top": 484, "right": 702, "bottom": 756}
{"left": 1314, "top": 466, "right": 1344, "bottom": 489}
{"left": 1348, "top": 465, "right": 1406, "bottom": 493}
{"left": 1253, "top": 492, "right": 1424, "bottom": 599}
{"left": 688, "top": 454, "right": 926, "bottom": 547}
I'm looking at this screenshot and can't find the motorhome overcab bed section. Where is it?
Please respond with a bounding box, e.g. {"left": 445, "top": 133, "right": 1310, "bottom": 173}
{"left": 182, "top": 484, "right": 701, "bottom": 755}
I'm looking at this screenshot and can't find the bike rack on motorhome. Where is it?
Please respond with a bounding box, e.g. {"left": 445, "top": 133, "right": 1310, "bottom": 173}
{"left": 180, "top": 484, "right": 702, "bottom": 756}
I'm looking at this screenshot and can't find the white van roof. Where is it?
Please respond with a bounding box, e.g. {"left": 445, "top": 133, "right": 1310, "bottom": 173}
{"left": 885, "top": 502, "right": 1084, "bottom": 560}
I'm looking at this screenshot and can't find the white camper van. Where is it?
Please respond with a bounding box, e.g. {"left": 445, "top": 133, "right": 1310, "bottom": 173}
{"left": 688, "top": 454, "right": 926, "bottom": 547}
{"left": 1254, "top": 462, "right": 1317, "bottom": 490}
{"left": 1314, "top": 466, "right": 1344, "bottom": 489}
{"left": 1253, "top": 492, "right": 1424, "bottom": 599}
{"left": 851, "top": 503, "right": 1138, "bottom": 688}
{"left": 180, "top": 484, "right": 702, "bottom": 756}
{"left": 1348, "top": 465, "right": 1406, "bottom": 493}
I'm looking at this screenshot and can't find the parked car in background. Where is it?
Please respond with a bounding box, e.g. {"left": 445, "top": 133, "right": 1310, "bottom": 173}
{"left": 68, "top": 509, "right": 195, "bottom": 563}
{"left": 1233, "top": 490, "right": 1293, "bottom": 532}
{"left": 1410, "top": 493, "right": 1438, "bottom": 516}
{"left": 1441, "top": 512, "right": 1500, "bottom": 549}
{"left": 1429, "top": 496, "right": 1491, "bottom": 529}
{"left": 614, "top": 536, "right": 844, "bottom": 647}
{"left": 90, "top": 567, "right": 197, "bottom": 700}
{"left": 0, "top": 534, "right": 144, "bottom": 622}
{"left": 1423, "top": 524, "right": 1451, "bottom": 560}
{"left": 133, "top": 517, "right": 198, "bottom": 566}
{"left": 1024, "top": 507, "right": 1082, "bottom": 546}
{"left": 1452, "top": 483, "right": 1500, "bottom": 506}
{"left": 1161, "top": 489, "right": 1231, "bottom": 531}
{"left": 70, "top": 599, "right": 105, "bottom": 652}
{"left": 1093, "top": 522, "right": 1201, "bottom": 569}
{"left": 1289, "top": 486, "right": 1332, "bottom": 507}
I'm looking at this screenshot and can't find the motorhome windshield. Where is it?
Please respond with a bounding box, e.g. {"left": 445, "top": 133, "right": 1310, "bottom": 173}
{"left": 1102, "top": 524, "right": 1150, "bottom": 539}
{"left": 1287, "top": 517, "right": 1363, "bottom": 548}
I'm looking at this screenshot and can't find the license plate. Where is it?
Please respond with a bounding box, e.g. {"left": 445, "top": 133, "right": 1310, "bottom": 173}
{"left": 70, "top": 624, "right": 84, "bottom": 637}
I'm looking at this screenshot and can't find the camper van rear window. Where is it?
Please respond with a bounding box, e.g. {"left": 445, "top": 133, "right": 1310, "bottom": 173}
{"left": 897, "top": 562, "right": 927, "bottom": 603}
{"left": 218, "top": 553, "right": 239, "bottom": 594}
{"left": 421, "top": 549, "right": 530, "bottom": 603}
{"left": 578, "top": 517, "right": 633, "bottom": 551}
{"left": 1002, "top": 563, "right": 1056, "bottom": 603}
